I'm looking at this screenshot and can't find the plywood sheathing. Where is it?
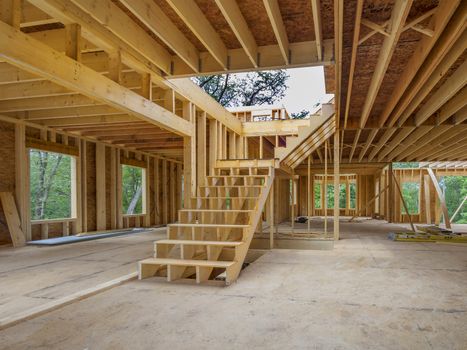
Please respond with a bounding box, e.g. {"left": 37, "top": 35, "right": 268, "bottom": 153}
{"left": 112, "top": 0, "right": 176, "bottom": 56}
{"left": 320, "top": 0, "right": 335, "bottom": 40}
{"left": 339, "top": 0, "right": 359, "bottom": 119}
{"left": 277, "top": 0, "right": 315, "bottom": 43}
{"left": 343, "top": 0, "right": 439, "bottom": 126}
{"left": 236, "top": 0, "right": 277, "bottom": 46}
{"left": 194, "top": 0, "right": 241, "bottom": 49}
{"left": 153, "top": 0, "right": 206, "bottom": 52}
{"left": 413, "top": 52, "right": 467, "bottom": 117}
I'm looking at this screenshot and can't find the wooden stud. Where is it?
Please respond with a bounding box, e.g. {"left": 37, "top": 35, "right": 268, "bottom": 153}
{"left": 333, "top": 131, "right": 339, "bottom": 240}
{"left": 427, "top": 168, "right": 451, "bottom": 229}
{"left": 95, "top": 143, "right": 106, "bottom": 230}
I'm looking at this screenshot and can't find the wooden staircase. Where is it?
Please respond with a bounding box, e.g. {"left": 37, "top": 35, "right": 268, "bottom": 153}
{"left": 274, "top": 103, "right": 336, "bottom": 170}
{"left": 138, "top": 159, "right": 275, "bottom": 285}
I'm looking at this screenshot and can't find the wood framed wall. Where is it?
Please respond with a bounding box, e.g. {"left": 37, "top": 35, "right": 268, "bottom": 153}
{"left": 0, "top": 118, "right": 184, "bottom": 244}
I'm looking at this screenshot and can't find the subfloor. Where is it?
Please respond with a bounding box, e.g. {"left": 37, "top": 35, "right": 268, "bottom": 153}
{"left": 1, "top": 220, "right": 467, "bottom": 349}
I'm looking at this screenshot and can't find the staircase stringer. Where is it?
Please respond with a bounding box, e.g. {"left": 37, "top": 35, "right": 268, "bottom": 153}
{"left": 226, "top": 166, "right": 275, "bottom": 284}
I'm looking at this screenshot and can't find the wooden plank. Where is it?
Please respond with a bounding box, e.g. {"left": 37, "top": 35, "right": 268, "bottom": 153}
{"left": 378, "top": 1, "right": 462, "bottom": 126}
{"left": 197, "top": 112, "right": 207, "bottom": 187}
{"left": 263, "top": 0, "right": 289, "bottom": 64}
{"left": 0, "top": 192, "right": 26, "bottom": 247}
{"left": 343, "top": 0, "right": 363, "bottom": 128}
{"left": 0, "top": 21, "right": 192, "bottom": 137}
{"left": 310, "top": 0, "right": 323, "bottom": 61}
{"left": 392, "top": 172, "right": 415, "bottom": 232}
{"left": 333, "top": 131, "right": 339, "bottom": 240}
{"left": 215, "top": 0, "right": 258, "bottom": 67}
{"left": 95, "top": 143, "right": 106, "bottom": 231}
{"left": 25, "top": 138, "right": 79, "bottom": 157}
{"left": 70, "top": 0, "right": 171, "bottom": 73}
{"left": 162, "top": 159, "right": 168, "bottom": 224}
{"left": 166, "top": 0, "right": 228, "bottom": 69}
{"left": 427, "top": 168, "right": 451, "bottom": 229}
{"left": 15, "top": 123, "right": 30, "bottom": 241}
{"left": 119, "top": 0, "right": 199, "bottom": 73}
{"left": 359, "top": 0, "right": 413, "bottom": 128}
{"left": 0, "top": 0, "right": 21, "bottom": 28}
{"left": 423, "top": 174, "right": 432, "bottom": 224}
{"left": 414, "top": 59, "right": 467, "bottom": 126}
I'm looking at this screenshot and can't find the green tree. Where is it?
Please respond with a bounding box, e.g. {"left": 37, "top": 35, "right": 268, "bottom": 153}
{"left": 339, "top": 183, "right": 346, "bottom": 209}
{"left": 401, "top": 182, "right": 420, "bottom": 215}
{"left": 29, "top": 150, "right": 72, "bottom": 220}
{"left": 193, "top": 70, "right": 289, "bottom": 107}
{"left": 122, "top": 165, "right": 143, "bottom": 215}
{"left": 314, "top": 183, "right": 321, "bottom": 208}
{"left": 441, "top": 176, "right": 467, "bottom": 224}
{"left": 327, "top": 184, "right": 334, "bottom": 209}
{"left": 349, "top": 182, "right": 356, "bottom": 209}
{"left": 393, "top": 162, "right": 419, "bottom": 169}
{"left": 291, "top": 109, "right": 310, "bottom": 119}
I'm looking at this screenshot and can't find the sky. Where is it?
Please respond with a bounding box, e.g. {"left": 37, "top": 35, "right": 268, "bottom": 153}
{"left": 278, "top": 66, "right": 334, "bottom": 115}
{"left": 226, "top": 66, "right": 334, "bottom": 115}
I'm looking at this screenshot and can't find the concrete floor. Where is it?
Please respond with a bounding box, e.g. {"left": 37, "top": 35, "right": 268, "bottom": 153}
{"left": 1, "top": 220, "right": 467, "bottom": 349}
{"left": 0, "top": 229, "right": 164, "bottom": 325}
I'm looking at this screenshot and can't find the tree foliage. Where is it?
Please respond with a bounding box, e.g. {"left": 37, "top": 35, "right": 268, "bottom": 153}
{"left": 291, "top": 109, "right": 310, "bottom": 119}
{"left": 193, "top": 70, "right": 289, "bottom": 107}
{"left": 30, "top": 150, "right": 71, "bottom": 220}
{"left": 401, "top": 182, "right": 420, "bottom": 215}
{"left": 122, "top": 165, "right": 143, "bottom": 215}
{"left": 441, "top": 176, "right": 467, "bottom": 224}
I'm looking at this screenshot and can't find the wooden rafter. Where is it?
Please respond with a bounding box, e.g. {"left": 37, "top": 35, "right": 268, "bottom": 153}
{"left": 0, "top": 20, "right": 192, "bottom": 136}
{"left": 343, "top": 0, "right": 363, "bottom": 129}
{"left": 167, "top": 0, "right": 228, "bottom": 70}
{"left": 263, "top": 0, "right": 289, "bottom": 65}
{"left": 380, "top": 1, "right": 464, "bottom": 127}
{"left": 215, "top": 0, "right": 258, "bottom": 68}
{"left": 119, "top": 0, "right": 199, "bottom": 73}
{"left": 310, "top": 0, "right": 323, "bottom": 61}
{"left": 359, "top": 0, "right": 413, "bottom": 129}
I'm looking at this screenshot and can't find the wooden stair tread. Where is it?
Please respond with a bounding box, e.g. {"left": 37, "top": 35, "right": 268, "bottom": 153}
{"left": 168, "top": 223, "right": 250, "bottom": 228}
{"left": 140, "top": 258, "right": 235, "bottom": 268}
{"left": 156, "top": 239, "right": 243, "bottom": 246}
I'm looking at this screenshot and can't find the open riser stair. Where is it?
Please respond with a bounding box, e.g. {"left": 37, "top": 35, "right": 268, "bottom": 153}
{"left": 139, "top": 160, "right": 275, "bottom": 285}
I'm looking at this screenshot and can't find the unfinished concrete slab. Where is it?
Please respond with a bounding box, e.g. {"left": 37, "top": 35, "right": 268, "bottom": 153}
{"left": 1, "top": 221, "right": 466, "bottom": 349}
{"left": 0, "top": 229, "right": 164, "bottom": 327}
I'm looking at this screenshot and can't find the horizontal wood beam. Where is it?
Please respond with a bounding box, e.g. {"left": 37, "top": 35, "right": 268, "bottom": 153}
{"left": 0, "top": 21, "right": 192, "bottom": 136}
{"left": 169, "top": 40, "right": 333, "bottom": 77}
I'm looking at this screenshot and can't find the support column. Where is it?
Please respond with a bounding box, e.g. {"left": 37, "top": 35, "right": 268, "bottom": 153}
{"left": 334, "top": 131, "right": 340, "bottom": 241}
{"left": 15, "top": 123, "right": 30, "bottom": 241}
{"left": 95, "top": 143, "right": 106, "bottom": 231}
{"left": 197, "top": 111, "right": 206, "bottom": 187}
{"left": 269, "top": 182, "right": 274, "bottom": 249}
{"left": 183, "top": 101, "right": 196, "bottom": 206}
{"left": 209, "top": 119, "right": 218, "bottom": 175}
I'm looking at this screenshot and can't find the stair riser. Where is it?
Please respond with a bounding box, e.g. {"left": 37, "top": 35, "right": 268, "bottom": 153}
{"left": 198, "top": 187, "right": 262, "bottom": 197}
{"left": 188, "top": 198, "right": 258, "bottom": 210}
{"left": 155, "top": 242, "right": 241, "bottom": 262}
{"left": 167, "top": 226, "right": 247, "bottom": 242}
{"left": 179, "top": 211, "right": 251, "bottom": 225}
{"left": 207, "top": 178, "right": 266, "bottom": 186}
